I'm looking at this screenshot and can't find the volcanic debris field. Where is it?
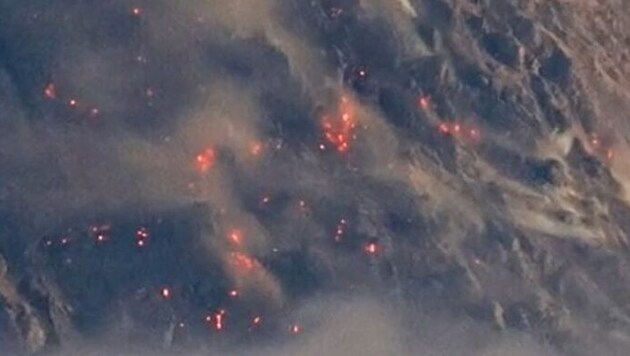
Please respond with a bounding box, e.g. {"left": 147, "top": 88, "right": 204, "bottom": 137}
{"left": 3, "top": 0, "right": 630, "bottom": 355}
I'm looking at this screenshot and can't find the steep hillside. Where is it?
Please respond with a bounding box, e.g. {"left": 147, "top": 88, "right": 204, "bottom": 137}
{"left": 2, "top": 1, "right": 630, "bottom": 354}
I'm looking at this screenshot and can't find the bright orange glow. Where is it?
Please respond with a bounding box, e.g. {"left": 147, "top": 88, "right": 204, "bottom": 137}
{"left": 364, "top": 242, "right": 379, "bottom": 255}
{"left": 438, "top": 122, "right": 450, "bottom": 134}
{"left": 195, "top": 148, "right": 216, "bottom": 173}
{"left": 250, "top": 142, "right": 263, "bottom": 156}
{"left": 215, "top": 311, "right": 224, "bottom": 331}
{"left": 321, "top": 94, "right": 358, "bottom": 154}
{"left": 229, "top": 252, "right": 258, "bottom": 272}
{"left": 206, "top": 310, "right": 227, "bottom": 331}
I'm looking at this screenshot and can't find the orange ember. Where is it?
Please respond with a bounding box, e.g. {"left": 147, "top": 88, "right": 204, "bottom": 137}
{"left": 195, "top": 148, "right": 216, "bottom": 173}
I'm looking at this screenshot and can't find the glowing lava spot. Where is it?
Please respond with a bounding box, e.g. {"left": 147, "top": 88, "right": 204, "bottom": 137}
{"left": 321, "top": 94, "right": 358, "bottom": 154}
{"left": 417, "top": 95, "right": 430, "bottom": 110}
{"left": 206, "top": 310, "right": 226, "bottom": 331}
{"left": 229, "top": 252, "right": 258, "bottom": 273}
{"left": 195, "top": 148, "right": 216, "bottom": 173}
{"left": 363, "top": 242, "right": 380, "bottom": 255}
{"left": 43, "top": 83, "right": 56, "bottom": 99}
{"left": 228, "top": 229, "right": 243, "bottom": 246}
{"left": 250, "top": 141, "right": 264, "bottom": 156}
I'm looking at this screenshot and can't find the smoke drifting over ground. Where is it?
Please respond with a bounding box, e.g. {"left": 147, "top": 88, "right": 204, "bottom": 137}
{"left": 3, "top": 0, "right": 630, "bottom": 355}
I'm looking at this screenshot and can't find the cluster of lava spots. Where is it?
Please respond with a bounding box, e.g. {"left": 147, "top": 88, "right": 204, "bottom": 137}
{"left": 223, "top": 227, "right": 263, "bottom": 276}
{"left": 135, "top": 226, "right": 150, "bottom": 247}
{"left": 436, "top": 121, "right": 481, "bottom": 143}
{"left": 89, "top": 224, "right": 112, "bottom": 244}
{"left": 228, "top": 251, "right": 260, "bottom": 273}
{"left": 205, "top": 309, "right": 227, "bottom": 331}
{"left": 320, "top": 94, "right": 359, "bottom": 154}
{"left": 195, "top": 147, "right": 216, "bottom": 173}
{"left": 586, "top": 133, "right": 615, "bottom": 161}
{"left": 42, "top": 82, "right": 101, "bottom": 120}
{"left": 42, "top": 223, "right": 159, "bottom": 253}
{"left": 363, "top": 240, "right": 380, "bottom": 256}
{"left": 333, "top": 218, "right": 348, "bottom": 242}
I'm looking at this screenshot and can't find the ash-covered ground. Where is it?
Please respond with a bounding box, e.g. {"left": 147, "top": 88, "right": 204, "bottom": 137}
{"left": 2, "top": 0, "right": 630, "bottom": 355}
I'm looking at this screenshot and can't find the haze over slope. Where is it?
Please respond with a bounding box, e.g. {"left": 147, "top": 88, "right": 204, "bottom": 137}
{"left": 1, "top": 0, "right": 630, "bottom": 355}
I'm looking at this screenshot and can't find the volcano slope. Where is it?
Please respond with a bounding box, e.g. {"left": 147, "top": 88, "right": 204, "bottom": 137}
{"left": 2, "top": 0, "right": 630, "bottom": 355}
